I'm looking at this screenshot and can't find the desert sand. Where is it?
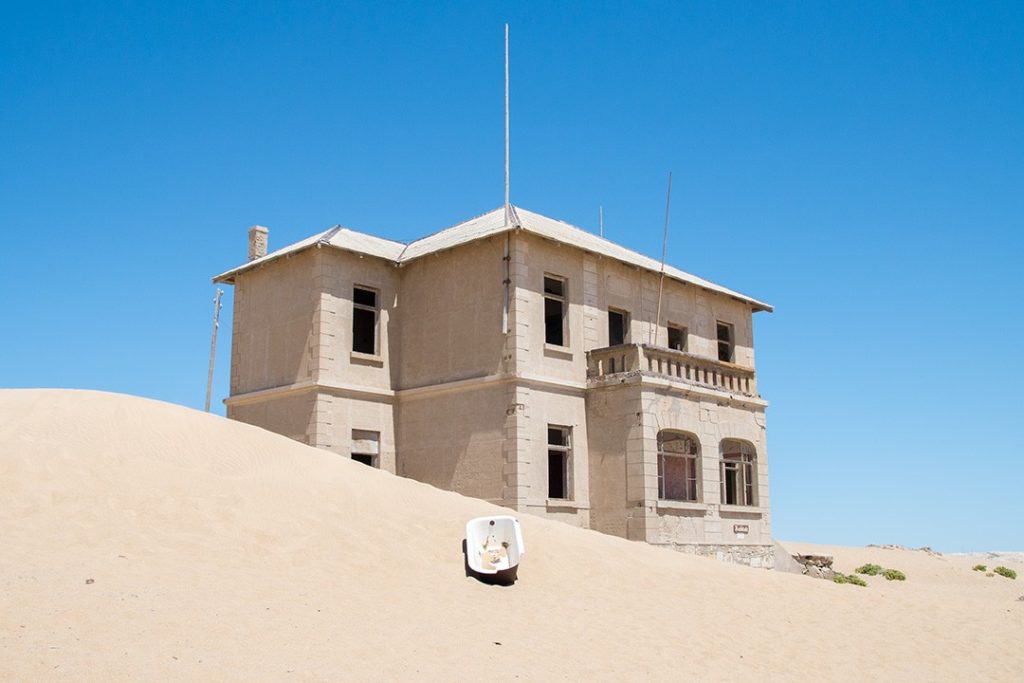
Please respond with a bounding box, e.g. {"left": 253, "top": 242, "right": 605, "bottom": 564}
{"left": 1, "top": 390, "right": 1021, "bottom": 681}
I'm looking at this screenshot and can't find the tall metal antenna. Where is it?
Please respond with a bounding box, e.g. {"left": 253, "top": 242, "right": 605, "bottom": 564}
{"left": 204, "top": 288, "right": 223, "bottom": 413}
{"left": 504, "top": 23, "right": 511, "bottom": 224}
{"left": 599, "top": 205, "right": 604, "bottom": 237}
{"left": 651, "top": 172, "right": 673, "bottom": 345}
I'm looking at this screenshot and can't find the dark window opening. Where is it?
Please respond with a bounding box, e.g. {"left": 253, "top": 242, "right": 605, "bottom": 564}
{"left": 352, "top": 453, "right": 376, "bottom": 467}
{"left": 353, "top": 286, "right": 378, "bottom": 354}
{"left": 716, "top": 321, "right": 734, "bottom": 363}
{"left": 547, "top": 425, "right": 571, "bottom": 499}
{"left": 668, "top": 325, "right": 687, "bottom": 351}
{"left": 608, "top": 309, "right": 627, "bottom": 346}
{"left": 544, "top": 276, "right": 566, "bottom": 347}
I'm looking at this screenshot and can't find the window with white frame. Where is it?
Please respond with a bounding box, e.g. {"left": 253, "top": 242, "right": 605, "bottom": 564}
{"left": 544, "top": 276, "right": 567, "bottom": 347}
{"left": 352, "top": 286, "right": 379, "bottom": 355}
{"left": 547, "top": 425, "right": 572, "bottom": 499}
{"left": 720, "top": 439, "right": 756, "bottom": 506}
{"left": 657, "top": 431, "right": 699, "bottom": 502}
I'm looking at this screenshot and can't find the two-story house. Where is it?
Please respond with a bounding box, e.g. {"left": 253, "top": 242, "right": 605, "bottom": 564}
{"left": 213, "top": 205, "right": 775, "bottom": 566}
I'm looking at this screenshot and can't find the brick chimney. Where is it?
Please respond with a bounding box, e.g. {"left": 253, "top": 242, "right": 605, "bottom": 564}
{"left": 247, "top": 225, "right": 269, "bottom": 261}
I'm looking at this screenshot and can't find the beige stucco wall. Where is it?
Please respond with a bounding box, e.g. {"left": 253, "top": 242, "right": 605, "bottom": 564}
{"left": 513, "top": 233, "right": 755, "bottom": 377}
{"left": 312, "top": 249, "right": 400, "bottom": 392}
{"left": 229, "top": 251, "right": 319, "bottom": 395}
{"left": 228, "top": 391, "right": 317, "bottom": 445}
{"left": 641, "top": 384, "right": 770, "bottom": 547}
{"left": 519, "top": 387, "right": 590, "bottom": 528}
{"left": 396, "top": 384, "right": 507, "bottom": 502}
{"left": 395, "top": 237, "right": 507, "bottom": 389}
{"left": 584, "top": 382, "right": 635, "bottom": 539}
{"left": 314, "top": 392, "right": 396, "bottom": 472}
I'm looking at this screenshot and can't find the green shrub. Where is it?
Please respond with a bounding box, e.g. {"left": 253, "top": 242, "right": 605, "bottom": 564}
{"left": 972, "top": 564, "right": 987, "bottom": 572}
{"left": 856, "top": 563, "right": 882, "bottom": 576}
{"left": 883, "top": 568, "right": 906, "bottom": 581}
{"left": 833, "top": 573, "right": 866, "bottom": 587}
{"left": 994, "top": 566, "right": 1017, "bottom": 580}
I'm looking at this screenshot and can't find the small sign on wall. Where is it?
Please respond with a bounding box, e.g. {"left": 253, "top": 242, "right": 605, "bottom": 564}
{"left": 733, "top": 524, "right": 749, "bottom": 538}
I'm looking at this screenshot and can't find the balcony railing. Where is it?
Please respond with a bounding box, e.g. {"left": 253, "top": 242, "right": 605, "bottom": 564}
{"left": 586, "top": 344, "right": 758, "bottom": 397}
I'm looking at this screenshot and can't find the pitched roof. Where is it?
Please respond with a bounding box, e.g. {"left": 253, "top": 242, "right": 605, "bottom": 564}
{"left": 213, "top": 205, "right": 772, "bottom": 312}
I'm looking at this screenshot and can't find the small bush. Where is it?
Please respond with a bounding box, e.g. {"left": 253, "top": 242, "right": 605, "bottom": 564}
{"left": 986, "top": 572, "right": 994, "bottom": 577}
{"left": 883, "top": 569, "right": 906, "bottom": 581}
{"left": 833, "top": 573, "right": 866, "bottom": 587}
{"left": 973, "top": 564, "right": 987, "bottom": 572}
{"left": 994, "top": 566, "right": 1017, "bottom": 580}
{"left": 856, "top": 563, "right": 882, "bottom": 576}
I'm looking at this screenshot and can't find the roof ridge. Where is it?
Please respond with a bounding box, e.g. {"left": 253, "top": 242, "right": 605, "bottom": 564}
{"left": 402, "top": 205, "right": 505, "bottom": 247}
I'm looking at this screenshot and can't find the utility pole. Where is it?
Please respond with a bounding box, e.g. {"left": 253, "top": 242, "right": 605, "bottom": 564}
{"left": 204, "top": 288, "right": 223, "bottom": 413}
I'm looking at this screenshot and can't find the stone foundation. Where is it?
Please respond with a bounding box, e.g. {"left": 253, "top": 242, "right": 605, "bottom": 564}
{"left": 660, "top": 543, "right": 775, "bottom": 569}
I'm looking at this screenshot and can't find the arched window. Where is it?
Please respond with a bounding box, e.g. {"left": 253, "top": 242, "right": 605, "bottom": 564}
{"left": 720, "top": 440, "right": 756, "bottom": 506}
{"left": 657, "top": 431, "right": 699, "bottom": 502}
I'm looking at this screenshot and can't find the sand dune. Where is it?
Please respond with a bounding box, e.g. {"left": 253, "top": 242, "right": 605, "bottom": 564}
{"left": 1, "top": 390, "right": 1021, "bottom": 681}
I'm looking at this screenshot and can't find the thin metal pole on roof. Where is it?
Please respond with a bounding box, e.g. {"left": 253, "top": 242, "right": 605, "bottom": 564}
{"left": 204, "top": 288, "right": 223, "bottom": 413}
{"left": 651, "top": 172, "right": 673, "bottom": 346}
{"left": 504, "top": 23, "right": 511, "bottom": 224}
{"left": 599, "top": 205, "right": 604, "bottom": 237}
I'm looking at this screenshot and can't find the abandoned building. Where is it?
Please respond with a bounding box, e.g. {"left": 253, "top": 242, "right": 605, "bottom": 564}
{"left": 213, "top": 205, "right": 775, "bottom": 566}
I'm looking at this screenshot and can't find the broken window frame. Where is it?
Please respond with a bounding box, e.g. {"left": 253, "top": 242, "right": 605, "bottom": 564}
{"left": 351, "top": 429, "right": 380, "bottom": 468}
{"left": 720, "top": 439, "right": 756, "bottom": 506}
{"left": 716, "top": 320, "right": 734, "bottom": 363}
{"left": 547, "top": 425, "right": 572, "bottom": 500}
{"left": 657, "top": 431, "right": 700, "bottom": 502}
{"left": 667, "top": 323, "right": 687, "bottom": 352}
{"left": 352, "top": 285, "right": 379, "bottom": 355}
{"left": 543, "top": 275, "right": 568, "bottom": 347}
{"left": 607, "top": 308, "right": 629, "bottom": 346}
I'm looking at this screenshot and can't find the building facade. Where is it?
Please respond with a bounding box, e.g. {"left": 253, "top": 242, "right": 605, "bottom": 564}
{"left": 214, "top": 206, "right": 775, "bottom": 566}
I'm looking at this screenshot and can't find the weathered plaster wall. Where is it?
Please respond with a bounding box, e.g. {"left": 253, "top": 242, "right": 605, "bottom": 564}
{"left": 395, "top": 237, "right": 506, "bottom": 389}
{"left": 228, "top": 391, "right": 317, "bottom": 445}
{"left": 314, "top": 393, "right": 397, "bottom": 473}
{"left": 519, "top": 387, "right": 590, "bottom": 528}
{"left": 640, "top": 385, "right": 771, "bottom": 548}
{"left": 314, "top": 249, "right": 399, "bottom": 392}
{"left": 396, "top": 384, "right": 506, "bottom": 502}
{"left": 230, "top": 251, "right": 318, "bottom": 395}
{"left": 584, "top": 382, "right": 635, "bottom": 539}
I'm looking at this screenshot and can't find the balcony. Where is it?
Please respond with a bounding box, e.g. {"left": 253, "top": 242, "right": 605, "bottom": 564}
{"left": 586, "top": 344, "right": 758, "bottom": 398}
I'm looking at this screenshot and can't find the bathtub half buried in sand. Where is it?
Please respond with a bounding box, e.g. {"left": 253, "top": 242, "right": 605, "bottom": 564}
{"left": 465, "top": 515, "right": 525, "bottom": 584}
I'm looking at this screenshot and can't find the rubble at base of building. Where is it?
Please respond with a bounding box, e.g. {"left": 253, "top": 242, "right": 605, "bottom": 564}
{"left": 662, "top": 543, "right": 776, "bottom": 569}
{"left": 791, "top": 553, "right": 836, "bottom": 580}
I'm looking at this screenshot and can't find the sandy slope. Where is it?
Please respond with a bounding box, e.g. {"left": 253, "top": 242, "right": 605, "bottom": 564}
{"left": 1, "top": 390, "right": 1021, "bottom": 682}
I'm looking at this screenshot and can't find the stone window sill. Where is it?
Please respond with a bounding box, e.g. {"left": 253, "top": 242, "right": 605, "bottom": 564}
{"left": 719, "top": 504, "right": 765, "bottom": 516}
{"left": 544, "top": 498, "right": 589, "bottom": 510}
{"left": 350, "top": 351, "right": 384, "bottom": 367}
{"left": 543, "top": 344, "right": 573, "bottom": 360}
{"left": 656, "top": 500, "right": 707, "bottom": 512}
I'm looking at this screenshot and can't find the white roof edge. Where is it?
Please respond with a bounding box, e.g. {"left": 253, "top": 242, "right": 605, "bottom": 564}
{"left": 212, "top": 225, "right": 406, "bottom": 284}
{"left": 211, "top": 206, "right": 773, "bottom": 312}
{"left": 508, "top": 207, "right": 773, "bottom": 312}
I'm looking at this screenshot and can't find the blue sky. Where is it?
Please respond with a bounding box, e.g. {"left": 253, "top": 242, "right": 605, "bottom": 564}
{"left": 2, "top": 1, "right": 1021, "bottom": 551}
